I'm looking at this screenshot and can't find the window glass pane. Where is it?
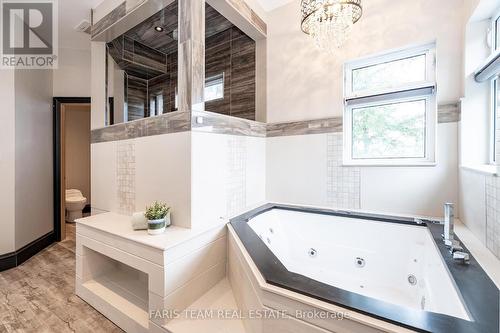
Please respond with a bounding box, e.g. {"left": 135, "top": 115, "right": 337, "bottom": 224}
{"left": 494, "top": 79, "right": 499, "bottom": 162}
{"left": 352, "top": 54, "right": 426, "bottom": 92}
{"left": 174, "top": 74, "right": 225, "bottom": 106}
{"left": 156, "top": 94, "right": 164, "bottom": 115}
{"left": 352, "top": 99, "right": 426, "bottom": 159}
{"left": 205, "top": 74, "right": 224, "bottom": 102}
{"left": 496, "top": 18, "right": 500, "bottom": 51}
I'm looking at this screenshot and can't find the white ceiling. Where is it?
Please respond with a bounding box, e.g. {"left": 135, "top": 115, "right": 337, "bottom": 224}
{"left": 57, "top": 0, "right": 294, "bottom": 49}
{"left": 58, "top": 0, "right": 103, "bottom": 50}
{"left": 255, "top": 0, "right": 294, "bottom": 12}
{"left": 470, "top": 0, "right": 500, "bottom": 22}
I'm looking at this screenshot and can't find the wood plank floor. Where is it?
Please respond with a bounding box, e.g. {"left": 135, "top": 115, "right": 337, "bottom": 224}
{"left": 0, "top": 224, "right": 122, "bottom": 333}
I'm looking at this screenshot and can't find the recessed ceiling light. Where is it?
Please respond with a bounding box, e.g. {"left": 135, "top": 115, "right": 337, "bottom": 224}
{"left": 154, "top": 26, "right": 164, "bottom": 32}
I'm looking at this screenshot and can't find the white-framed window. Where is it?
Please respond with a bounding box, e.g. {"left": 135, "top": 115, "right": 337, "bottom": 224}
{"left": 343, "top": 43, "right": 437, "bottom": 166}
{"left": 490, "top": 10, "right": 500, "bottom": 164}
{"left": 494, "top": 12, "right": 500, "bottom": 51}
{"left": 492, "top": 79, "right": 498, "bottom": 164}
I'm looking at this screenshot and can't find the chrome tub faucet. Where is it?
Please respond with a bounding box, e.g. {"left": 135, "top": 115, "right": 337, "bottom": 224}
{"left": 443, "top": 203, "right": 455, "bottom": 247}
{"left": 442, "top": 203, "right": 470, "bottom": 265}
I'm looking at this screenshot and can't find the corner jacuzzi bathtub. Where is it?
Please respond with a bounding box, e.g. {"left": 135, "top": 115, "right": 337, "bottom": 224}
{"left": 229, "top": 204, "right": 499, "bottom": 333}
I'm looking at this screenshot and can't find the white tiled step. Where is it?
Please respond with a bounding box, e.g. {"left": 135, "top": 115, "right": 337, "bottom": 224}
{"left": 164, "top": 278, "right": 246, "bottom": 333}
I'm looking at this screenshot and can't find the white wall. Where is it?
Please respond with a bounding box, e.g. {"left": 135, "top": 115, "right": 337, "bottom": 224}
{"left": 15, "top": 70, "right": 54, "bottom": 250}
{"left": 135, "top": 133, "right": 191, "bottom": 228}
{"left": 91, "top": 42, "right": 107, "bottom": 129}
{"left": 65, "top": 104, "right": 91, "bottom": 201}
{"left": 361, "top": 123, "right": 458, "bottom": 217}
{"left": 461, "top": 19, "right": 492, "bottom": 166}
{"left": 191, "top": 132, "right": 266, "bottom": 228}
{"left": 458, "top": 0, "right": 500, "bottom": 258}
{"left": 91, "top": 131, "right": 267, "bottom": 230}
{"left": 267, "top": 134, "right": 328, "bottom": 207}
{"left": 0, "top": 70, "right": 16, "bottom": 254}
{"left": 91, "top": 132, "right": 192, "bottom": 228}
{"left": 53, "top": 48, "right": 92, "bottom": 97}
{"left": 263, "top": 0, "right": 463, "bottom": 218}
{"left": 266, "top": 0, "right": 464, "bottom": 123}
{"left": 459, "top": 169, "right": 487, "bottom": 244}
{"left": 267, "top": 123, "right": 458, "bottom": 218}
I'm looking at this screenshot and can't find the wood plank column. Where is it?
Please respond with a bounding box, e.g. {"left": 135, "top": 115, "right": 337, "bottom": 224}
{"left": 178, "top": 0, "right": 205, "bottom": 114}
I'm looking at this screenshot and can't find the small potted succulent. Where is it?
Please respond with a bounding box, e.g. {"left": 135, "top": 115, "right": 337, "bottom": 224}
{"left": 144, "top": 201, "right": 171, "bottom": 235}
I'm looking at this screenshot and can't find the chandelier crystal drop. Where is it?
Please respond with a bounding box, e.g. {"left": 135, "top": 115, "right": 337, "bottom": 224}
{"left": 301, "top": 0, "right": 362, "bottom": 52}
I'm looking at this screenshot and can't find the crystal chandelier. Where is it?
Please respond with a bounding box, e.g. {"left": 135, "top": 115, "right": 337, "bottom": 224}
{"left": 301, "top": 0, "right": 362, "bottom": 52}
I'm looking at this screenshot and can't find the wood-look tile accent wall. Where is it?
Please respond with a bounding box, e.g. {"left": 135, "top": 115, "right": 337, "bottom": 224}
{"left": 437, "top": 103, "right": 461, "bottom": 123}
{"left": 92, "top": 2, "right": 126, "bottom": 38}
{"left": 192, "top": 111, "right": 266, "bottom": 137}
{"left": 178, "top": 0, "right": 205, "bottom": 113}
{"left": 265, "top": 103, "right": 461, "bottom": 137}
{"left": 126, "top": 76, "right": 148, "bottom": 120}
{"left": 205, "top": 27, "right": 256, "bottom": 120}
{"left": 91, "top": 103, "right": 462, "bottom": 143}
{"left": 266, "top": 117, "right": 343, "bottom": 137}
{"left": 91, "top": 111, "right": 191, "bottom": 143}
{"left": 147, "top": 51, "right": 178, "bottom": 114}
{"left": 225, "top": 0, "right": 266, "bottom": 36}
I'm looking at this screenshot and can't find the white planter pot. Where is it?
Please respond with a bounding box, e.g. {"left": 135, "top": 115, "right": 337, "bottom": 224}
{"left": 148, "top": 219, "right": 165, "bottom": 235}
{"left": 147, "top": 211, "right": 171, "bottom": 235}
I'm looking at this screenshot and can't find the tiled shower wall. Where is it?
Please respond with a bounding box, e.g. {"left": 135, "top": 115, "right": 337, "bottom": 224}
{"left": 486, "top": 176, "right": 500, "bottom": 258}
{"left": 205, "top": 27, "right": 256, "bottom": 120}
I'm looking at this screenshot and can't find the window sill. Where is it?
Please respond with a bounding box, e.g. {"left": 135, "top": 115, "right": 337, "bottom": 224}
{"left": 460, "top": 164, "right": 498, "bottom": 176}
{"left": 343, "top": 161, "right": 437, "bottom": 167}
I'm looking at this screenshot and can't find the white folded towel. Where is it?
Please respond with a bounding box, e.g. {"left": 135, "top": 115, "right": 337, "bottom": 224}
{"left": 131, "top": 211, "right": 148, "bottom": 230}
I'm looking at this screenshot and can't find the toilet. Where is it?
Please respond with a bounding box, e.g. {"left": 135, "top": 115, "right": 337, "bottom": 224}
{"left": 65, "top": 189, "right": 87, "bottom": 222}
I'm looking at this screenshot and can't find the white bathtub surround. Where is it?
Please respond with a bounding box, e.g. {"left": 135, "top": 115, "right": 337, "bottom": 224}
{"left": 227, "top": 225, "right": 417, "bottom": 333}
{"left": 75, "top": 213, "right": 227, "bottom": 333}
{"left": 248, "top": 209, "right": 469, "bottom": 320}
{"left": 454, "top": 219, "right": 500, "bottom": 289}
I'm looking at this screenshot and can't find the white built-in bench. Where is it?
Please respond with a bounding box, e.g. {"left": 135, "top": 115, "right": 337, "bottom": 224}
{"left": 75, "top": 213, "right": 227, "bottom": 333}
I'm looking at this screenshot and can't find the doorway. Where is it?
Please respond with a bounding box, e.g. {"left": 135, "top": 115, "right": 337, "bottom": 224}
{"left": 53, "top": 97, "right": 91, "bottom": 241}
